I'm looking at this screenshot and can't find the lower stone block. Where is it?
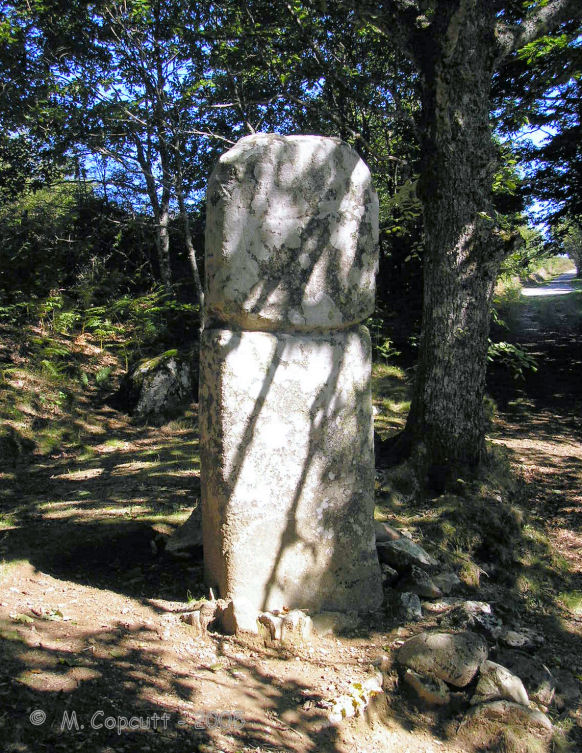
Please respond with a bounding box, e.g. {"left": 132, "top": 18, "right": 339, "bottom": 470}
{"left": 199, "top": 326, "right": 382, "bottom": 613}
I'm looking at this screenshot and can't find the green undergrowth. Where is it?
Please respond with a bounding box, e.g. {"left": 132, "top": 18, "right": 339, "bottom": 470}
{"left": 371, "top": 361, "right": 411, "bottom": 440}
{"left": 0, "top": 287, "right": 200, "bottom": 461}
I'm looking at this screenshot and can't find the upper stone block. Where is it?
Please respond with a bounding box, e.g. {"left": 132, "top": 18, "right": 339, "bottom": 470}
{"left": 204, "top": 134, "right": 379, "bottom": 332}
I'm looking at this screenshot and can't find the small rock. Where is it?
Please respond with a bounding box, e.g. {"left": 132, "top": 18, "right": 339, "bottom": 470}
{"left": 493, "top": 649, "right": 556, "bottom": 709}
{"left": 166, "top": 504, "right": 202, "bottom": 555}
{"left": 403, "top": 668, "right": 451, "bottom": 707}
{"left": 199, "top": 600, "right": 222, "bottom": 631}
{"left": 381, "top": 564, "right": 399, "bottom": 585}
{"left": 180, "top": 611, "right": 203, "bottom": 632}
{"left": 432, "top": 572, "right": 461, "bottom": 595}
{"left": 281, "top": 610, "right": 313, "bottom": 644}
{"left": 398, "top": 592, "right": 422, "bottom": 622}
{"left": 328, "top": 678, "right": 384, "bottom": 724}
{"left": 374, "top": 520, "right": 402, "bottom": 543}
{"left": 464, "top": 700, "right": 552, "bottom": 740}
{"left": 471, "top": 661, "right": 529, "bottom": 707}
{"left": 398, "top": 566, "right": 442, "bottom": 599}
{"left": 180, "top": 600, "right": 223, "bottom": 633}
{"left": 377, "top": 537, "right": 437, "bottom": 571}
{"left": 258, "top": 610, "right": 313, "bottom": 645}
{"left": 258, "top": 612, "right": 283, "bottom": 641}
{"left": 397, "top": 631, "right": 488, "bottom": 688}
{"left": 219, "top": 597, "right": 259, "bottom": 636}
{"left": 422, "top": 597, "right": 464, "bottom": 614}
{"left": 312, "top": 611, "right": 359, "bottom": 637}
{"left": 499, "top": 627, "right": 543, "bottom": 650}
{"left": 372, "top": 654, "right": 391, "bottom": 673}
{"left": 553, "top": 668, "right": 580, "bottom": 711}
{"left": 446, "top": 601, "right": 503, "bottom": 639}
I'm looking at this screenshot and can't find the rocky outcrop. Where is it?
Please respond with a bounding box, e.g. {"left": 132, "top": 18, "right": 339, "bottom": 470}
{"left": 117, "top": 348, "right": 198, "bottom": 423}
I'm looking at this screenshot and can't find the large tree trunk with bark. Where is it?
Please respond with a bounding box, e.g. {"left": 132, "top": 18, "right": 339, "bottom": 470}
{"left": 404, "top": 2, "right": 504, "bottom": 473}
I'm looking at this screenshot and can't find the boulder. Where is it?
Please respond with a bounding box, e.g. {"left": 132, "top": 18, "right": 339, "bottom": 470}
{"left": 377, "top": 537, "right": 437, "bottom": 571}
{"left": 397, "top": 566, "right": 442, "bottom": 599}
{"left": 432, "top": 572, "right": 461, "bottom": 596}
{"left": 397, "top": 631, "right": 487, "bottom": 688}
{"left": 464, "top": 700, "right": 552, "bottom": 740}
{"left": 471, "top": 660, "right": 529, "bottom": 706}
{"left": 374, "top": 520, "right": 402, "bottom": 543}
{"left": 118, "top": 349, "right": 197, "bottom": 423}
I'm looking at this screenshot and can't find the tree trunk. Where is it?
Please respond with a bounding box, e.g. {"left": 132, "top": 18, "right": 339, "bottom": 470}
{"left": 404, "top": 2, "right": 504, "bottom": 474}
{"left": 174, "top": 140, "right": 205, "bottom": 309}
{"left": 158, "top": 203, "right": 172, "bottom": 291}
{"left": 176, "top": 185, "right": 204, "bottom": 309}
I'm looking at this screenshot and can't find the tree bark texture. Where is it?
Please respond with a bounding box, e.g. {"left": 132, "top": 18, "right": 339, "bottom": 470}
{"left": 405, "top": 1, "right": 503, "bottom": 469}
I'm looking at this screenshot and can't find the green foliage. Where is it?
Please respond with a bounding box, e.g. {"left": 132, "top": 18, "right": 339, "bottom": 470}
{"left": 487, "top": 340, "right": 538, "bottom": 380}
{"left": 367, "top": 316, "right": 401, "bottom": 361}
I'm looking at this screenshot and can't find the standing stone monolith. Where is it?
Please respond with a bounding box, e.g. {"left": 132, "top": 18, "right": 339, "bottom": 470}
{"left": 199, "top": 133, "right": 382, "bottom": 613}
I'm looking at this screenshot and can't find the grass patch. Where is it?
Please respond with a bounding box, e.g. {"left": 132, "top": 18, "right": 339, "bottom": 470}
{"left": 371, "top": 361, "right": 411, "bottom": 440}
{"left": 559, "top": 590, "right": 582, "bottom": 615}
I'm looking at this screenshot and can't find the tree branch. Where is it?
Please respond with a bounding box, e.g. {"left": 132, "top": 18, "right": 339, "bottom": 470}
{"left": 496, "top": 0, "right": 582, "bottom": 60}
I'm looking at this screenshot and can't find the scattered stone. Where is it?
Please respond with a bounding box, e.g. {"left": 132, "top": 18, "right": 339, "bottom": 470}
{"left": 445, "top": 600, "right": 503, "bottom": 639}
{"left": 553, "top": 668, "right": 581, "bottom": 711}
{"left": 494, "top": 649, "right": 556, "bottom": 709}
{"left": 312, "top": 610, "right": 359, "bottom": 637}
{"left": 374, "top": 520, "right": 402, "bottom": 543}
{"left": 219, "top": 597, "right": 259, "bottom": 636}
{"left": 381, "top": 564, "right": 399, "bottom": 585}
{"left": 432, "top": 572, "right": 461, "bottom": 596}
{"left": 422, "top": 597, "right": 464, "bottom": 615}
{"left": 165, "top": 504, "right": 202, "bottom": 555}
{"left": 180, "top": 610, "right": 202, "bottom": 632}
{"left": 281, "top": 610, "right": 313, "bottom": 644}
{"left": 377, "top": 537, "right": 438, "bottom": 571}
{"left": 398, "top": 592, "right": 422, "bottom": 622}
{"left": 372, "top": 654, "right": 392, "bottom": 674}
{"left": 471, "top": 661, "right": 529, "bottom": 707}
{"left": 199, "top": 600, "right": 222, "bottom": 631}
{"left": 258, "top": 612, "right": 283, "bottom": 642}
{"left": 397, "top": 631, "right": 488, "bottom": 688}
{"left": 403, "top": 668, "right": 451, "bottom": 707}
{"left": 398, "top": 566, "right": 442, "bottom": 599}
{"left": 464, "top": 700, "right": 552, "bottom": 740}
{"left": 499, "top": 627, "right": 543, "bottom": 650}
{"left": 179, "top": 599, "right": 224, "bottom": 633}
{"left": 258, "top": 610, "right": 313, "bottom": 645}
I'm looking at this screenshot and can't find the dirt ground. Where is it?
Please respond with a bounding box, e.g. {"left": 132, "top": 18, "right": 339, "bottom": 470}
{"left": 0, "top": 275, "right": 581, "bottom": 753}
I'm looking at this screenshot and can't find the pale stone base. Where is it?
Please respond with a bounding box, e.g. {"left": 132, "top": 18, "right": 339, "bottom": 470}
{"left": 199, "top": 326, "right": 382, "bottom": 613}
